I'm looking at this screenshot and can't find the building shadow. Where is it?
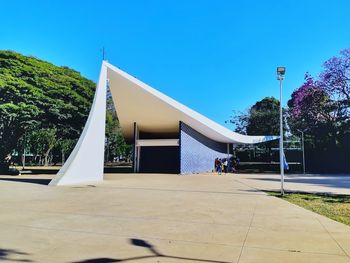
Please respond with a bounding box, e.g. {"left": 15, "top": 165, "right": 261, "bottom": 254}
{"left": 237, "top": 188, "right": 264, "bottom": 195}
{"left": 73, "top": 238, "right": 230, "bottom": 263}
{"left": 0, "top": 248, "right": 32, "bottom": 262}
{"left": 250, "top": 176, "right": 350, "bottom": 190}
{"left": 20, "top": 168, "right": 60, "bottom": 174}
{"left": 104, "top": 167, "right": 133, "bottom": 173}
{"left": 0, "top": 177, "right": 51, "bottom": 185}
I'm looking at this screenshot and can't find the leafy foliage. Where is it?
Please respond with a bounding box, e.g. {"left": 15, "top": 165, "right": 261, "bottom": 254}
{"left": 247, "top": 97, "right": 281, "bottom": 136}
{"left": 0, "top": 50, "right": 95, "bottom": 139}
{"left": 105, "top": 94, "right": 132, "bottom": 162}
{"left": 319, "top": 48, "right": 350, "bottom": 103}
{"left": 0, "top": 102, "right": 40, "bottom": 169}
{"left": 288, "top": 48, "right": 350, "bottom": 172}
{"left": 27, "top": 128, "right": 57, "bottom": 166}
{"left": 0, "top": 50, "right": 132, "bottom": 170}
{"left": 229, "top": 97, "right": 283, "bottom": 162}
{"left": 229, "top": 97, "right": 283, "bottom": 136}
{"left": 288, "top": 74, "right": 335, "bottom": 147}
{"left": 230, "top": 48, "right": 350, "bottom": 172}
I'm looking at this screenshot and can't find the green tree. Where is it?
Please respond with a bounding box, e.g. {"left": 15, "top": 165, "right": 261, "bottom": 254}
{"left": 0, "top": 50, "right": 133, "bottom": 170}
{"left": 288, "top": 70, "right": 349, "bottom": 172}
{"left": 288, "top": 74, "right": 336, "bottom": 147}
{"left": 0, "top": 103, "right": 40, "bottom": 170}
{"left": 105, "top": 92, "right": 132, "bottom": 163}
{"left": 0, "top": 50, "right": 95, "bottom": 169}
{"left": 105, "top": 109, "right": 131, "bottom": 163}
{"left": 246, "top": 97, "right": 281, "bottom": 136}
{"left": 55, "top": 139, "right": 76, "bottom": 165}
{"left": 41, "top": 128, "right": 57, "bottom": 166}
{"left": 229, "top": 97, "right": 285, "bottom": 161}
{"left": 230, "top": 97, "right": 284, "bottom": 136}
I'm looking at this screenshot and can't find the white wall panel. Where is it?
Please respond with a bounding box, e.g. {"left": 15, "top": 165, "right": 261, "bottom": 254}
{"left": 49, "top": 62, "right": 107, "bottom": 186}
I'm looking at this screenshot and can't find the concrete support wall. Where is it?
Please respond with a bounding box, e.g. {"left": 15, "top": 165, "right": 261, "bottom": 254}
{"left": 49, "top": 62, "right": 107, "bottom": 185}
{"left": 180, "top": 122, "right": 231, "bottom": 174}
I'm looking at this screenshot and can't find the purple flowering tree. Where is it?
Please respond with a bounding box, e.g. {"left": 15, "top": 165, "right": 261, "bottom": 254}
{"left": 319, "top": 48, "right": 350, "bottom": 102}
{"left": 287, "top": 48, "right": 350, "bottom": 172}
{"left": 288, "top": 73, "right": 333, "bottom": 132}
{"left": 317, "top": 48, "right": 350, "bottom": 127}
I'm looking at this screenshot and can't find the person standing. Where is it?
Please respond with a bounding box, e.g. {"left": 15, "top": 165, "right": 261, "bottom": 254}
{"left": 217, "top": 159, "right": 222, "bottom": 175}
{"left": 223, "top": 158, "right": 228, "bottom": 174}
{"left": 214, "top": 158, "right": 220, "bottom": 172}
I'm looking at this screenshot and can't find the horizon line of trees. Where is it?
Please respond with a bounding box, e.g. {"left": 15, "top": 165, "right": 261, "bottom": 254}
{"left": 230, "top": 47, "right": 350, "bottom": 172}
{"left": 0, "top": 50, "right": 131, "bottom": 171}
{"left": 1, "top": 48, "right": 349, "bottom": 173}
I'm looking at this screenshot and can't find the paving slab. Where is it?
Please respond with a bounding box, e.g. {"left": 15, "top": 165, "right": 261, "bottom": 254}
{"left": 234, "top": 173, "right": 350, "bottom": 195}
{"left": 0, "top": 173, "right": 349, "bottom": 262}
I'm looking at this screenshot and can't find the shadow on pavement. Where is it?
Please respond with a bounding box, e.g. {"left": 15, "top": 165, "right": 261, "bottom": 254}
{"left": 0, "top": 177, "right": 51, "bottom": 185}
{"left": 251, "top": 175, "right": 350, "bottom": 190}
{"left": 23, "top": 169, "right": 59, "bottom": 174}
{"left": 0, "top": 248, "right": 32, "bottom": 262}
{"left": 73, "top": 238, "right": 230, "bottom": 263}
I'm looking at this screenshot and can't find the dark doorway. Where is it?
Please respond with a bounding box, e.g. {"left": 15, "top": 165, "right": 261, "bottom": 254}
{"left": 139, "top": 146, "right": 179, "bottom": 173}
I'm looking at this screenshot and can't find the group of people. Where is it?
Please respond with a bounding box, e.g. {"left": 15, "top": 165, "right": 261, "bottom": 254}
{"left": 214, "top": 156, "right": 240, "bottom": 175}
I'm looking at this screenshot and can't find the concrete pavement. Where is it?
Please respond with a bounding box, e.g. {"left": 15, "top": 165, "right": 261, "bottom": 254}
{"left": 235, "top": 173, "right": 350, "bottom": 195}
{"left": 0, "top": 173, "right": 349, "bottom": 262}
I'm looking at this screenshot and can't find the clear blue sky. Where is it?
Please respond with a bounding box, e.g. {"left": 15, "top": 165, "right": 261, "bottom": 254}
{"left": 1, "top": 0, "right": 350, "bottom": 128}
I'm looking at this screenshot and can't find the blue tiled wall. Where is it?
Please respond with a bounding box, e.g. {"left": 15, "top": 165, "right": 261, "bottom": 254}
{"left": 180, "top": 122, "right": 231, "bottom": 174}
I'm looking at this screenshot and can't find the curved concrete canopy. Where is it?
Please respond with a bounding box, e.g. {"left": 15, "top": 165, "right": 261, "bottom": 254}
{"left": 50, "top": 61, "right": 278, "bottom": 186}
{"left": 106, "top": 61, "right": 277, "bottom": 144}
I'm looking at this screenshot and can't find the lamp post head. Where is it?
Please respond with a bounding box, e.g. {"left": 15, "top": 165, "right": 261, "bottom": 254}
{"left": 277, "top": 67, "right": 286, "bottom": 80}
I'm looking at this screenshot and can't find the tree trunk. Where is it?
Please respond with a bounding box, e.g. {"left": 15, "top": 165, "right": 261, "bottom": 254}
{"left": 44, "top": 149, "right": 50, "bottom": 167}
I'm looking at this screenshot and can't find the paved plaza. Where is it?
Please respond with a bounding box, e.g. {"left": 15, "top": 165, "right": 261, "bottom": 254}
{"left": 0, "top": 173, "right": 349, "bottom": 262}
{"left": 235, "top": 173, "right": 350, "bottom": 195}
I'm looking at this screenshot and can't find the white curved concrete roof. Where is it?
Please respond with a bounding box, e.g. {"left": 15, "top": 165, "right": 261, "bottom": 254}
{"left": 106, "top": 61, "right": 277, "bottom": 144}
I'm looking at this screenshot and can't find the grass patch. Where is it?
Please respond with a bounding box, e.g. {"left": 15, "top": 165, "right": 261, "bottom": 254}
{"left": 268, "top": 192, "right": 350, "bottom": 226}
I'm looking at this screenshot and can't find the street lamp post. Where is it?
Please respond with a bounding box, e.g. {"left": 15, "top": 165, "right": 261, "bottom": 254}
{"left": 277, "top": 67, "right": 286, "bottom": 195}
